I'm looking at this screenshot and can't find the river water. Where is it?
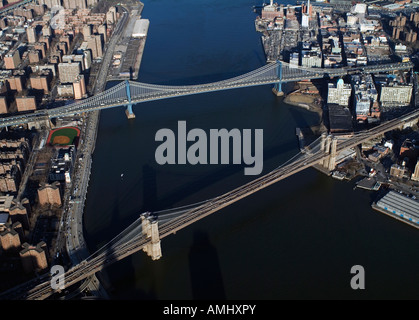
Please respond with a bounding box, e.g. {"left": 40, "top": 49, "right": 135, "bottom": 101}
{"left": 83, "top": 0, "right": 419, "bottom": 299}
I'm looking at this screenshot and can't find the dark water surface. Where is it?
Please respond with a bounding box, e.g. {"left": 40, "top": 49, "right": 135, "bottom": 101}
{"left": 83, "top": 0, "right": 419, "bottom": 299}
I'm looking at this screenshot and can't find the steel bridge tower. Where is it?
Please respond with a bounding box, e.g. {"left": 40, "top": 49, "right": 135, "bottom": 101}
{"left": 272, "top": 60, "right": 284, "bottom": 96}
{"left": 125, "top": 80, "right": 136, "bottom": 119}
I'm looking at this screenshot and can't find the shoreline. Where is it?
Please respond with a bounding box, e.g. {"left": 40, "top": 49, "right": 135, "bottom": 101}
{"left": 65, "top": 1, "right": 145, "bottom": 299}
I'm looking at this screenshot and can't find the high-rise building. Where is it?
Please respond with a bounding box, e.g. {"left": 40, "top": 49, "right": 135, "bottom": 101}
{"left": 58, "top": 62, "right": 81, "bottom": 83}
{"left": 26, "top": 25, "right": 37, "bottom": 43}
{"left": 4, "top": 50, "right": 21, "bottom": 70}
{"left": 328, "top": 79, "right": 352, "bottom": 106}
{"left": 85, "top": 34, "right": 103, "bottom": 59}
{"left": 9, "top": 199, "right": 30, "bottom": 230}
{"left": 73, "top": 74, "right": 86, "bottom": 99}
{"left": 6, "top": 75, "right": 24, "bottom": 92}
{"left": 98, "top": 24, "right": 107, "bottom": 42}
{"left": 28, "top": 50, "right": 42, "bottom": 64}
{"left": 82, "top": 24, "right": 91, "bottom": 39}
{"left": 57, "top": 42, "right": 68, "bottom": 55}
{"left": 19, "top": 242, "right": 48, "bottom": 273}
{"left": 16, "top": 96, "right": 37, "bottom": 112}
{"left": 380, "top": 83, "right": 412, "bottom": 107}
{"left": 37, "top": 0, "right": 62, "bottom": 8}
{"left": 42, "top": 25, "right": 52, "bottom": 37}
{"left": 0, "top": 97, "right": 8, "bottom": 114}
{"left": 106, "top": 6, "right": 117, "bottom": 24}
{"left": 37, "top": 182, "right": 61, "bottom": 206}
{"left": 39, "top": 36, "right": 51, "bottom": 50}
{"left": 0, "top": 222, "right": 23, "bottom": 252}
{"left": 30, "top": 72, "right": 51, "bottom": 94}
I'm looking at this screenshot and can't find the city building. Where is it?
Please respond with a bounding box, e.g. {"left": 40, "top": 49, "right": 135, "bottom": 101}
{"left": 28, "top": 50, "right": 42, "bottom": 64}
{"left": 85, "top": 34, "right": 103, "bottom": 59}
{"left": 390, "top": 163, "right": 411, "bottom": 179}
{"left": 30, "top": 71, "right": 51, "bottom": 94}
{"left": 106, "top": 6, "right": 118, "bottom": 24}
{"left": 0, "top": 97, "right": 8, "bottom": 114}
{"left": 328, "top": 104, "right": 354, "bottom": 135}
{"left": 4, "top": 50, "right": 21, "bottom": 70}
{"left": 73, "top": 74, "right": 86, "bottom": 99}
{"left": 375, "top": 75, "right": 413, "bottom": 108}
{"left": 261, "top": 1, "right": 282, "bottom": 20}
{"left": 9, "top": 199, "right": 30, "bottom": 230}
{"left": 49, "top": 146, "right": 75, "bottom": 184}
{"left": 37, "top": 182, "right": 61, "bottom": 207}
{"left": 351, "top": 74, "right": 378, "bottom": 122}
{"left": 132, "top": 19, "right": 149, "bottom": 38}
{"left": 6, "top": 75, "right": 24, "bottom": 92}
{"left": 327, "top": 78, "right": 352, "bottom": 106}
{"left": 16, "top": 96, "right": 37, "bottom": 112}
{"left": 0, "top": 222, "right": 23, "bottom": 253}
{"left": 26, "top": 25, "right": 37, "bottom": 44}
{"left": 19, "top": 242, "right": 48, "bottom": 274}
{"left": 58, "top": 62, "right": 81, "bottom": 84}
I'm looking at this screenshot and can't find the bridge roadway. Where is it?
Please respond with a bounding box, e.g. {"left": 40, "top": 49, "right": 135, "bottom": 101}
{"left": 5, "top": 107, "right": 418, "bottom": 300}
{"left": 0, "top": 61, "right": 413, "bottom": 128}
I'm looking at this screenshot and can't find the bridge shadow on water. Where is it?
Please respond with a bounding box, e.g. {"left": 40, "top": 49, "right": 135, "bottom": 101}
{"left": 188, "top": 230, "right": 226, "bottom": 300}
{"left": 139, "top": 138, "right": 298, "bottom": 215}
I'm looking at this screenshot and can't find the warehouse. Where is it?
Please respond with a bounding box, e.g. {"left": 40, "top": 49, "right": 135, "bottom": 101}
{"left": 373, "top": 191, "right": 419, "bottom": 228}
{"left": 132, "top": 19, "right": 149, "bottom": 38}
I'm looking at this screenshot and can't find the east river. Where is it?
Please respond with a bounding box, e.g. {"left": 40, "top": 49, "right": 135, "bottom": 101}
{"left": 83, "top": 0, "right": 419, "bottom": 299}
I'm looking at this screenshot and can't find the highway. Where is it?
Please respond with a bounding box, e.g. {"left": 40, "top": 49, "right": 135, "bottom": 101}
{"left": 2, "top": 106, "right": 417, "bottom": 300}
{"left": 53, "top": 4, "right": 132, "bottom": 299}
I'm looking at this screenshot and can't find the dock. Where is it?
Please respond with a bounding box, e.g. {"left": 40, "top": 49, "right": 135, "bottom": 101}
{"left": 108, "top": 8, "right": 148, "bottom": 81}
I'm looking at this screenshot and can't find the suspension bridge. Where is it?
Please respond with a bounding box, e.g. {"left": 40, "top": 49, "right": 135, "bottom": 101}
{"left": 0, "top": 60, "right": 413, "bottom": 128}
{"left": 1, "top": 106, "right": 418, "bottom": 300}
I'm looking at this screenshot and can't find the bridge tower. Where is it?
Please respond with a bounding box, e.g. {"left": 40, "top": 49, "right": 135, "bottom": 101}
{"left": 319, "top": 134, "right": 338, "bottom": 171}
{"left": 141, "top": 212, "right": 162, "bottom": 260}
{"left": 328, "top": 136, "right": 338, "bottom": 171}
{"left": 125, "top": 80, "right": 136, "bottom": 119}
{"left": 272, "top": 60, "right": 284, "bottom": 97}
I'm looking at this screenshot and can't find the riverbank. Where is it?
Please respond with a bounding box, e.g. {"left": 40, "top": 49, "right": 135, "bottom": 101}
{"left": 284, "top": 91, "right": 322, "bottom": 112}
{"left": 64, "top": 1, "right": 145, "bottom": 299}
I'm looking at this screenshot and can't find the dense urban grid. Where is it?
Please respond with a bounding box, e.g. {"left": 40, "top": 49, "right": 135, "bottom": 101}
{"left": 0, "top": 0, "right": 147, "bottom": 298}
{"left": 0, "top": 0, "right": 417, "bottom": 300}
{"left": 256, "top": 0, "right": 419, "bottom": 229}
